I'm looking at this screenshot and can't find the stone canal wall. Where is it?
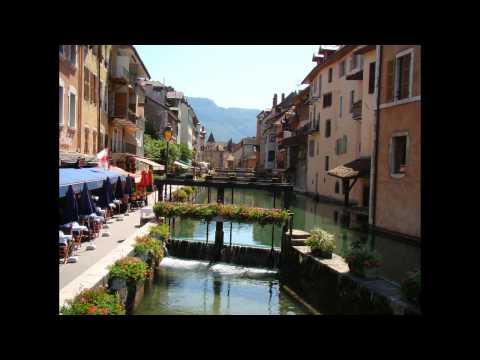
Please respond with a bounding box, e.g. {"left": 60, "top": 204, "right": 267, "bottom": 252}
{"left": 167, "top": 239, "right": 281, "bottom": 269}
{"left": 280, "top": 244, "right": 420, "bottom": 315}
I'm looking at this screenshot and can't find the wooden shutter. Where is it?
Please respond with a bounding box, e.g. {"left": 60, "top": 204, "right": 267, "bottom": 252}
{"left": 399, "top": 54, "right": 411, "bottom": 99}
{"left": 115, "top": 93, "right": 127, "bottom": 117}
{"left": 369, "top": 62, "right": 376, "bottom": 94}
{"left": 385, "top": 59, "right": 395, "bottom": 102}
{"left": 84, "top": 67, "right": 89, "bottom": 101}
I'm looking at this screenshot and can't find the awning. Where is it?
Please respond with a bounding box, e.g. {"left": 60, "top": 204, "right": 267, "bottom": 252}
{"left": 173, "top": 160, "right": 192, "bottom": 169}
{"left": 132, "top": 156, "right": 165, "bottom": 170}
{"left": 59, "top": 167, "right": 126, "bottom": 197}
{"left": 109, "top": 166, "right": 142, "bottom": 183}
{"left": 327, "top": 157, "right": 371, "bottom": 179}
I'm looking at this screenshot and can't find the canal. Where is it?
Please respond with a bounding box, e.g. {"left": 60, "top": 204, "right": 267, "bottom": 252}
{"left": 170, "top": 187, "right": 421, "bottom": 285}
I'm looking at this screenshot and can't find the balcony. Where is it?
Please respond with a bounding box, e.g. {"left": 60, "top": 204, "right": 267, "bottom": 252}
{"left": 352, "top": 100, "right": 362, "bottom": 120}
{"left": 111, "top": 65, "right": 130, "bottom": 83}
{"left": 124, "top": 142, "right": 137, "bottom": 155}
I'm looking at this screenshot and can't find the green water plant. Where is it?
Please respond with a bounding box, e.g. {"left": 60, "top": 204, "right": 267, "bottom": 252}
{"left": 108, "top": 256, "right": 150, "bottom": 283}
{"left": 182, "top": 186, "right": 194, "bottom": 197}
{"left": 60, "top": 286, "right": 125, "bottom": 315}
{"left": 305, "top": 228, "right": 336, "bottom": 258}
{"left": 172, "top": 189, "right": 188, "bottom": 202}
{"left": 401, "top": 270, "right": 421, "bottom": 306}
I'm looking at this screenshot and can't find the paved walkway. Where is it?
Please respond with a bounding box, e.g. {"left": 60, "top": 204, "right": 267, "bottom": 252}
{"left": 59, "top": 192, "right": 158, "bottom": 289}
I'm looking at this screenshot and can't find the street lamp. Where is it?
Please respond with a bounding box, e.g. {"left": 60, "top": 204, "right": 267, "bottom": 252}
{"left": 163, "top": 126, "right": 173, "bottom": 200}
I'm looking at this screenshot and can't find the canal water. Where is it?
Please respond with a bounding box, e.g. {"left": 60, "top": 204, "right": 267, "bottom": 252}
{"left": 133, "top": 257, "right": 311, "bottom": 315}
{"left": 170, "top": 188, "right": 421, "bottom": 285}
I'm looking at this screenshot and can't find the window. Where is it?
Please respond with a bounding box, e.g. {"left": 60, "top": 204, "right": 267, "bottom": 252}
{"left": 68, "top": 89, "right": 76, "bottom": 128}
{"left": 325, "top": 156, "right": 329, "bottom": 171}
{"left": 339, "top": 96, "right": 343, "bottom": 118}
{"left": 268, "top": 150, "right": 275, "bottom": 162}
{"left": 103, "top": 82, "right": 108, "bottom": 112}
{"left": 385, "top": 59, "right": 395, "bottom": 102}
{"left": 100, "top": 80, "right": 104, "bottom": 108}
{"left": 396, "top": 51, "right": 413, "bottom": 100}
{"left": 59, "top": 45, "right": 64, "bottom": 56}
{"left": 91, "top": 73, "right": 97, "bottom": 104}
{"left": 92, "top": 130, "right": 97, "bottom": 154}
{"left": 313, "top": 75, "right": 317, "bottom": 95}
{"left": 269, "top": 134, "right": 276, "bottom": 142}
{"left": 323, "top": 93, "right": 332, "bottom": 108}
{"left": 391, "top": 134, "right": 408, "bottom": 175}
{"left": 69, "top": 45, "right": 76, "bottom": 66}
{"left": 59, "top": 82, "right": 64, "bottom": 125}
{"left": 336, "top": 135, "right": 348, "bottom": 155}
{"left": 350, "top": 55, "right": 357, "bottom": 71}
{"left": 84, "top": 67, "right": 90, "bottom": 101}
{"left": 325, "top": 120, "right": 331, "bottom": 138}
{"left": 339, "top": 60, "right": 345, "bottom": 78}
{"left": 84, "top": 128, "right": 90, "bottom": 154}
{"left": 349, "top": 90, "right": 355, "bottom": 113}
{"left": 335, "top": 181, "right": 339, "bottom": 194}
{"left": 316, "top": 141, "right": 319, "bottom": 156}
{"left": 328, "top": 68, "right": 333, "bottom": 83}
{"left": 309, "top": 140, "right": 315, "bottom": 157}
{"left": 368, "top": 61, "right": 376, "bottom": 94}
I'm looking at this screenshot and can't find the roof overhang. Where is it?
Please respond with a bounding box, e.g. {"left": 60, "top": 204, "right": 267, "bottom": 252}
{"left": 327, "top": 157, "right": 371, "bottom": 179}
{"left": 302, "top": 45, "right": 355, "bottom": 84}
{"left": 353, "top": 45, "right": 376, "bottom": 55}
{"left": 131, "top": 156, "right": 165, "bottom": 170}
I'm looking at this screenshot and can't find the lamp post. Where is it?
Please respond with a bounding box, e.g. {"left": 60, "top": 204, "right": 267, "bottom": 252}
{"left": 163, "top": 126, "right": 173, "bottom": 201}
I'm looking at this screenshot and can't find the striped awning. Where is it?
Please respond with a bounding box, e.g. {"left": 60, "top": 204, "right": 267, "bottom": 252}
{"left": 132, "top": 156, "right": 165, "bottom": 170}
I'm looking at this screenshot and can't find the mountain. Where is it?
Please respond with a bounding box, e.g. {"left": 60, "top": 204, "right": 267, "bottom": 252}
{"left": 187, "top": 97, "right": 261, "bottom": 143}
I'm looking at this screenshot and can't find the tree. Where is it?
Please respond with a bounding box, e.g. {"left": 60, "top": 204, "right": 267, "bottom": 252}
{"left": 178, "top": 143, "right": 193, "bottom": 163}
{"left": 144, "top": 134, "right": 180, "bottom": 168}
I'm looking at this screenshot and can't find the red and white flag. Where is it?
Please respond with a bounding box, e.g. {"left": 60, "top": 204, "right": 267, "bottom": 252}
{"left": 96, "top": 148, "right": 109, "bottom": 169}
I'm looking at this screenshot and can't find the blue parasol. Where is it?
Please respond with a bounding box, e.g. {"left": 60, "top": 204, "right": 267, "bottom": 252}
{"left": 63, "top": 185, "right": 79, "bottom": 224}
{"left": 98, "top": 178, "right": 113, "bottom": 208}
{"left": 115, "top": 177, "right": 124, "bottom": 199}
{"left": 78, "top": 183, "right": 95, "bottom": 216}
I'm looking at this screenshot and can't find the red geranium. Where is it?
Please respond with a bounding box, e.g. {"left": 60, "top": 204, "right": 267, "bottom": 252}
{"left": 87, "top": 305, "right": 97, "bottom": 314}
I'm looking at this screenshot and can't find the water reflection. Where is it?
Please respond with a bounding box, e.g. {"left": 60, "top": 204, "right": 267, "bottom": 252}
{"left": 171, "top": 188, "right": 420, "bottom": 284}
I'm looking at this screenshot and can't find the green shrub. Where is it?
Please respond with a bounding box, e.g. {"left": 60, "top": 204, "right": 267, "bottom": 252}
{"left": 134, "top": 235, "right": 164, "bottom": 259}
{"left": 344, "top": 245, "right": 381, "bottom": 271}
{"left": 172, "top": 189, "right": 188, "bottom": 202}
{"left": 149, "top": 224, "right": 170, "bottom": 241}
{"left": 305, "top": 228, "right": 336, "bottom": 253}
{"left": 401, "top": 270, "right": 421, "bottom": 305}
{"left": 182, "top": 186, "right": 194, "bottom": 196}
{"left": 108, "top": 256, "right": 149, "bottom": 283}
{"left": 60, "top": 287, "right": 125, "bottom": 315}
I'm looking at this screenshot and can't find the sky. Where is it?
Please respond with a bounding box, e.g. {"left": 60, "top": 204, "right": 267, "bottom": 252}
{"left": 134, "top": 45, "right": 321, "bottom": 110}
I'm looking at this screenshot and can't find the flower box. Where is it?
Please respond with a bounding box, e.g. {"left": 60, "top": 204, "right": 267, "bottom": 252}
{"left": 311, "top": 249, "right": 332, "bottom": 259}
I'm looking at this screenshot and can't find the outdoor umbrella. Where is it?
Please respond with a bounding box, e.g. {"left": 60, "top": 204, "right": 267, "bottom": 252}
{"left": 63, "top": 185, "right": 79, "bottom": 224}
{"left": 97, "top": 178, "right": 113, "bottom": 208}
{"left": 115, "top": 177, "right": 124, "bottom": 199}
{"left": 78, "top": 183, "right": 95, "bottom": 216}
{"left": 124, "top": 176, "right": 132, "bottom": 195}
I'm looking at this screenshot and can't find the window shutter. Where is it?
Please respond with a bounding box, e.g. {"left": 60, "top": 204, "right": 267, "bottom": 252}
{"left": 84, "top": 67, "right": 89, "bottom": 101}
{"left": 115, "top": 93, "right": 127, "bottom": 117}
{"left": 318, "top": 75, "right": 322, "bottom": 96}
{"left": 400, "top": 53, "right": 411, "bottom": 99}
{"left": 386, "top": 59, "right": 395, "bottom": 102}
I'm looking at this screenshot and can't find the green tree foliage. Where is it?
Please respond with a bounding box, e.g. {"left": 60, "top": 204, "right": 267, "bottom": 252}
{"left": 178, "top": 143, "right": 193, "bottom": 163}
{"left": 144, "top": 134, "right": 180, "bottom": 167}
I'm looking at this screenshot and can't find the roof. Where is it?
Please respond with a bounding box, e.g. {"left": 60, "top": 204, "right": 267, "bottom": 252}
{"left": 207, "top": 132, "right": 215, "bottom": 143}
{"left": 130, "top": 45, "right": 151, "bottom": 80}
{"left": 302, "top": 45, "right": 356, "bottom": 84}
{"left": 167, "top": 91, "right": 184, "bottom": 99}
{"left": 327, "top": 157, "right": 371, "bottom": 179}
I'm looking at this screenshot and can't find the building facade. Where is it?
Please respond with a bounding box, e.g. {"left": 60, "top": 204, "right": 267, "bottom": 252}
{"left": 372, "top": 45, "right": 421, "bottom": 240}
{"left": 302, "top": 45, "right": 376, "bottom": 207}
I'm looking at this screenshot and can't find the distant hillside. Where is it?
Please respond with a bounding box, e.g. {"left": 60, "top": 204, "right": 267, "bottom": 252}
{"left": 187, "top": 97, "right": 260, "bottom": 142}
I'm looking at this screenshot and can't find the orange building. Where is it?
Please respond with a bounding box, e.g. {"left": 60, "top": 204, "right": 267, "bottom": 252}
{"left": 371, "top": 45, "right": 421, "bottom": 240}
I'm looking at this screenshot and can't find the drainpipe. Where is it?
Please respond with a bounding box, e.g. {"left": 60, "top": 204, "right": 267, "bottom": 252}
{"left": 97, "top": 45, "right": 102, "bottom": 152}
{"left": 368, "top": 45, "right": 382, "bottom": 228}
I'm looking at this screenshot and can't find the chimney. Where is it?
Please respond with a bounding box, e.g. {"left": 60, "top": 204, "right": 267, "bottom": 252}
{"left": 273, "top": 93, "right": 277, "bottom": 107}
{"left": 281, "top": 93, "right": 285, "bottom": 103}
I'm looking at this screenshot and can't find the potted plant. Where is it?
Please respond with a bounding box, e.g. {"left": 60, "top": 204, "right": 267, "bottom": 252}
{"left": 60, "top": 286, "right": 125, "bottom": 315}
{"left": 108, "top": 256, "right": 150, "bottom": 287}
{"left": 149, "top": 223, "right": 170, "bottom": 242}
{"left": 344, "top": 245, "right": 381, "bottom": 279}
{"left": 305, "top": 228, "right": 335, "bottom": 259}
{"left": 401, "top": 270, "right": 421, "bottom": 306}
